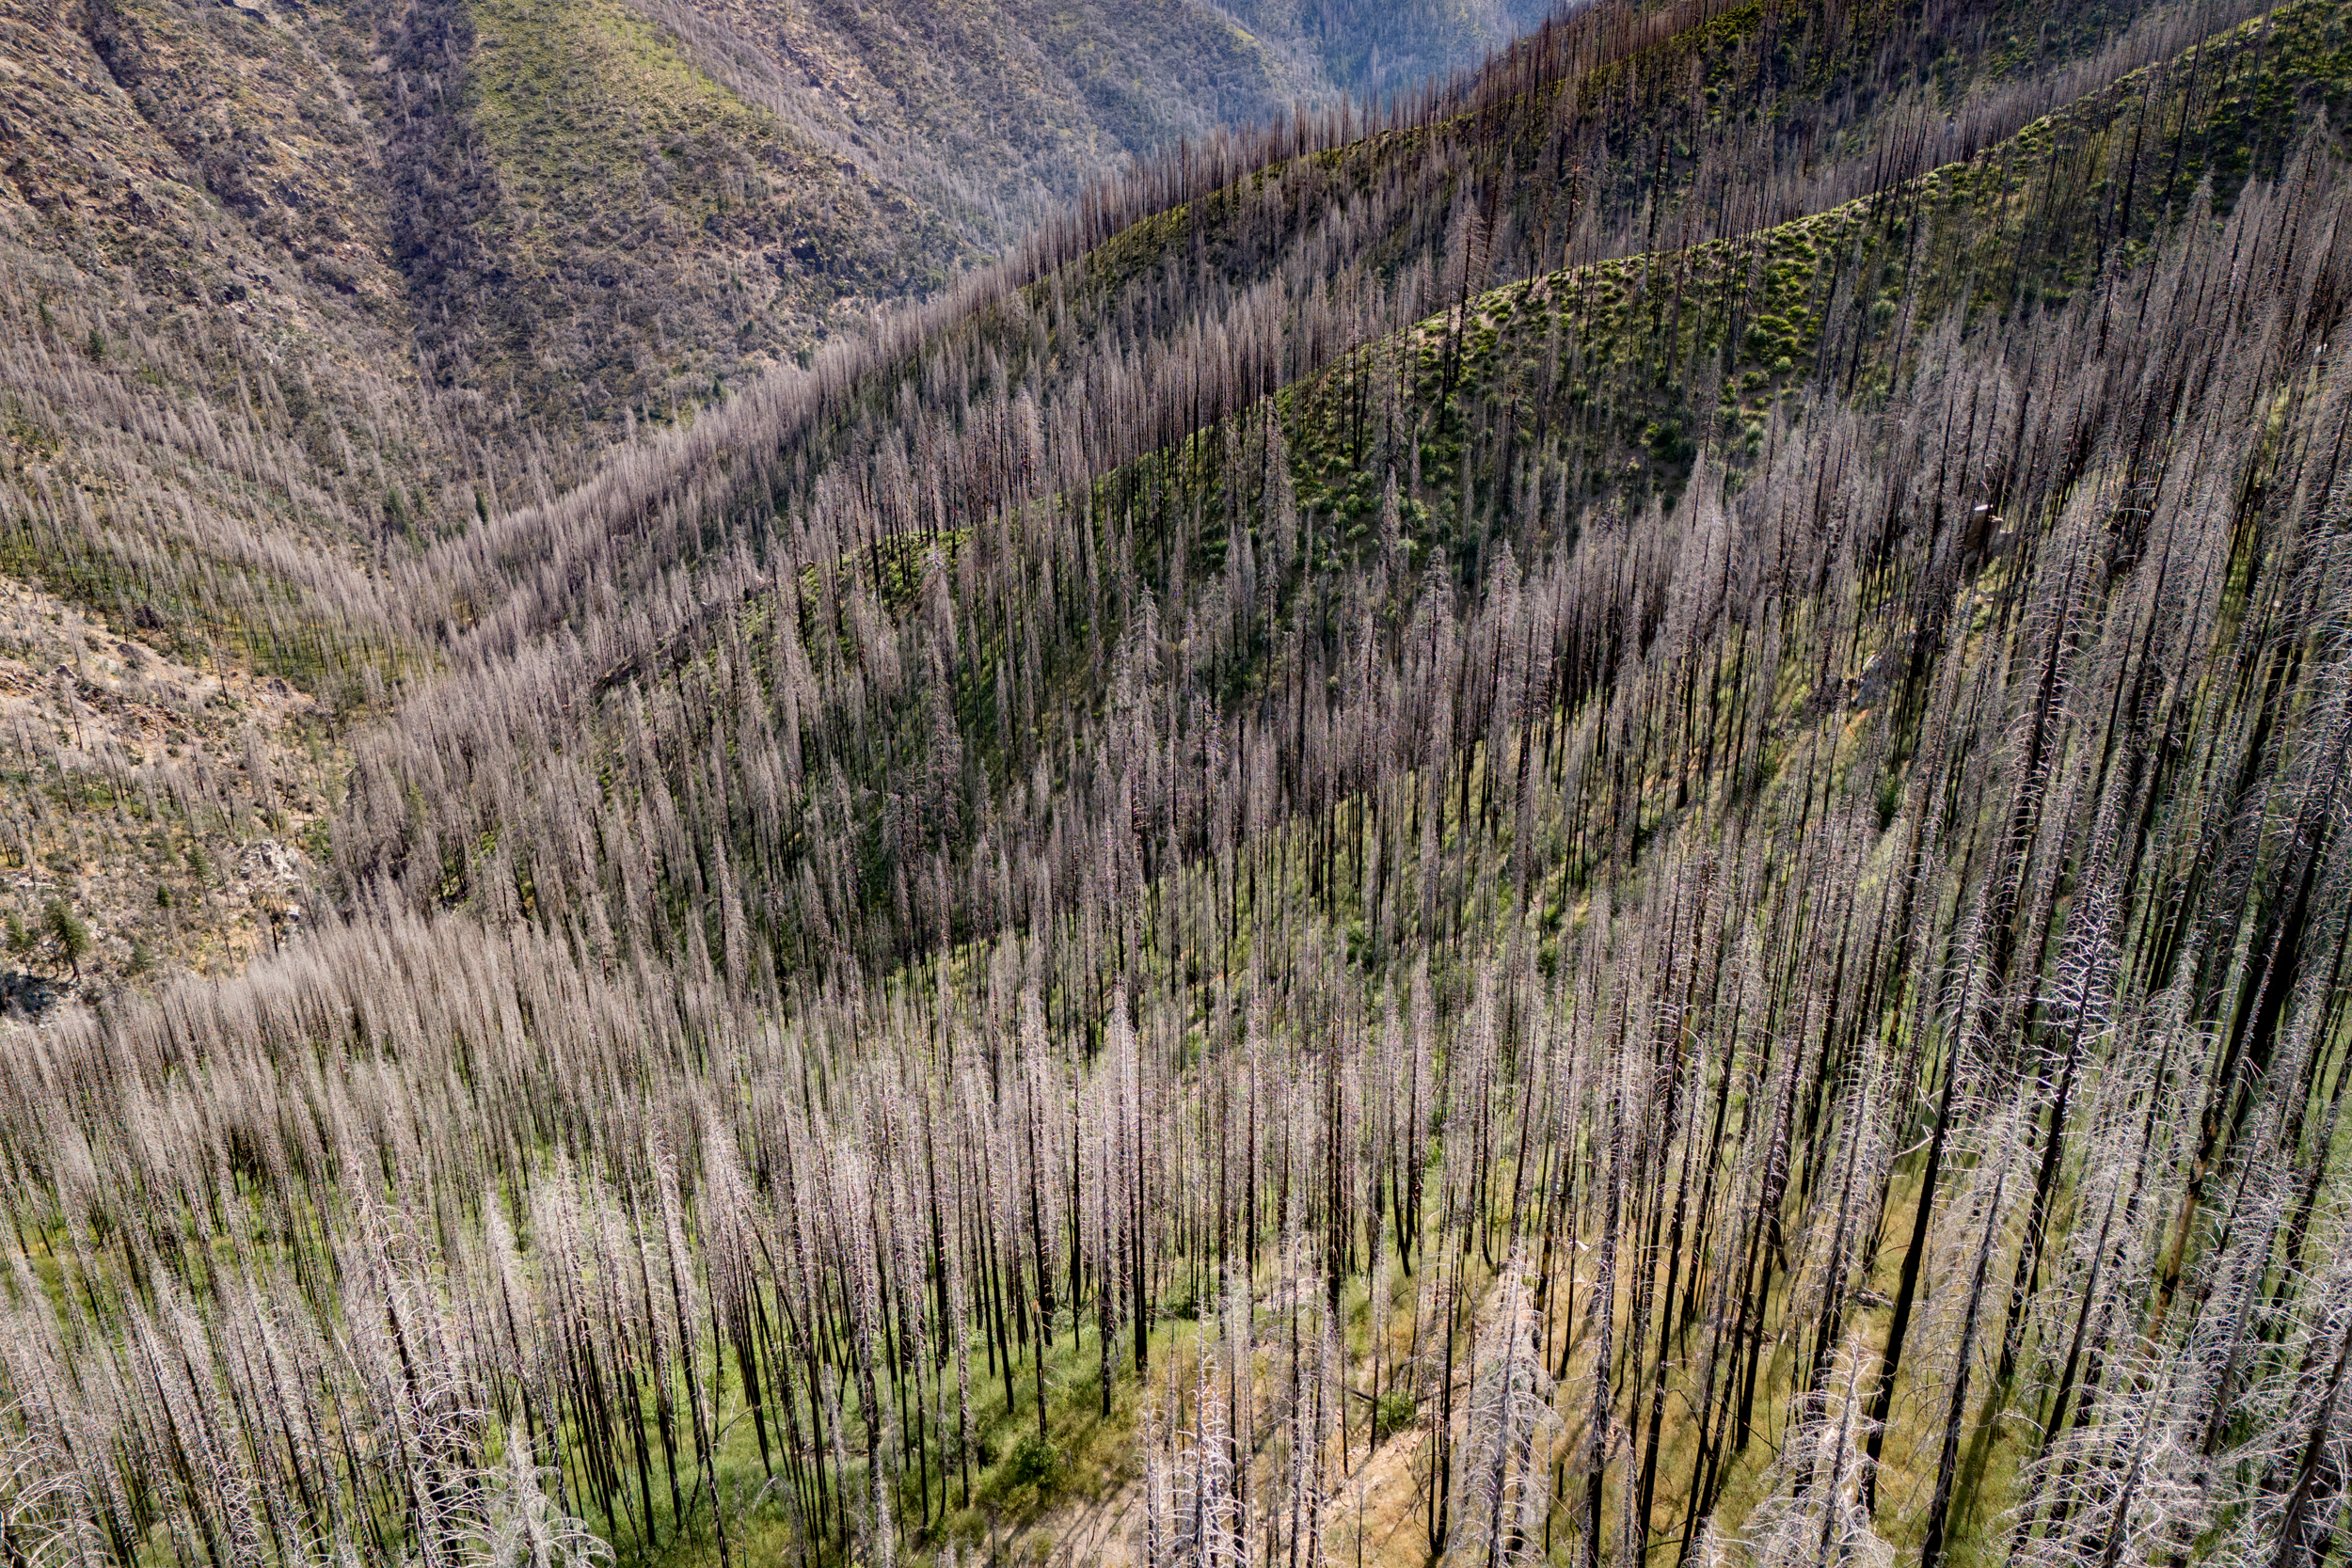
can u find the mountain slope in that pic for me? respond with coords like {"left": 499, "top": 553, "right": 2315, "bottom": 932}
{"left": 0, "top": 1, "right": 2349, "bottom": 1566}
{"left": 338, "top": 0, "right": 2352, "bottom": 950}
{"left": 0, "top": 0, "right": 1549, "bottom": 988}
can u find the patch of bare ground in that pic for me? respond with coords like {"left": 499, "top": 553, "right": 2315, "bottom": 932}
{"left": 0, "top": 573, "right": 341, "bottom": 1010}
{"left": 1019, "top": 1471, "right": 1147, "bottom": 1566}
{"left": 1321, "top": 1425, "right": 1442, "bottom": 1568}
{"left": 1020, "top": 1435, "right": 1438, "bottom": 1568}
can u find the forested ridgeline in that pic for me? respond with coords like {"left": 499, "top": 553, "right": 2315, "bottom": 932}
{"left": 340, "top": 0, "right": 2350, "bottom": 976}
{"left": 365, "top": 0, "right": 2244, "bottom": 676}
{"left": 0, "top": 0, "right": 2278, "bottom": 709}
{"left": 2, "top": 0, "right": 2351, "bottom": 1564}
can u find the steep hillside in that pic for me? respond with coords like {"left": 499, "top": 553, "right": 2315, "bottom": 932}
{"left": 343, "top": 0, "right": 2352, "bottom": 935}
{"left": 0, "top": 0, "right": 1548, "bottom": 997}
{"left": 378, "top": 0, "right": 1558, "bottom": 438}
{"left": 0, "top": 0, "right": 433, "bottom": 666}
{"left": 0, "top": 574, "right": 337, "bottom": 995}
{"left": 376, "top": 0, "right": 969, "bottom": 436}
{"left": 0, "top": 0, "right": 2349, "bottom": 1566}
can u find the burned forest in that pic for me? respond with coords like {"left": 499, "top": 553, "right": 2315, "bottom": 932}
{"left": 2, "top": 0, "right": 2351, "bottom": 1561}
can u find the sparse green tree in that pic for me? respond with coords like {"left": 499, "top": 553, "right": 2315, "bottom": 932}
{"left": 42, "top": 898, "right": 88, "bottom": 980}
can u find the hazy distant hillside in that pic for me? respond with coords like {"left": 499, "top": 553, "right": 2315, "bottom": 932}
{"left": 653, "top": 0, "right": 1561, "bottom": 228}
{"left": 390, "top": 0, "right": 1561, "bottom": 436}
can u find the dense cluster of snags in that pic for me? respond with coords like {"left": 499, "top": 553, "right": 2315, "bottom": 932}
{"left": 1, "top": 0, "right": 2350, "bottom": 1563}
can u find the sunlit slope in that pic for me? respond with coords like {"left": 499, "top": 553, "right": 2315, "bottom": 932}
{"left": 0, "top": 2, "right": 2348, "bottom": 1568}
{"left": 8, "top": 147, "right": 2349, "bottom": 1564}
{"left": 339, "top": 0, "right": 2352, "bottom": 973}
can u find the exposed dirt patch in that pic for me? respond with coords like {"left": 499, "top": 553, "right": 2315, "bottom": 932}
{"left": 0, "top": 573, "right": 342, "bottom": 1004}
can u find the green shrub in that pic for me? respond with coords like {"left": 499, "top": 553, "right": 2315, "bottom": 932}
{"left": 1003, "top": 1433, "right": 1061, "bottom": 1491}
{"left": 1372, "top": 1388, "right": 1419, "bottom": 1443}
